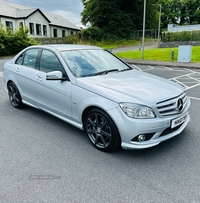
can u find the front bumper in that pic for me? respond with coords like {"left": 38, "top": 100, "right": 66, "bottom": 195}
{"left": 108, "top": 104, "right": 191, "bottom": 150}
{"left": 121, "top": 113, "right": 190, "bottom": 149}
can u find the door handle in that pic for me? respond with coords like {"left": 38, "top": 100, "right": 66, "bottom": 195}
{"left": 36, "top": 75, "right": 42, "bottom": 81}
{"left": 15, "top": 67, "right": 20, "bottom": 72}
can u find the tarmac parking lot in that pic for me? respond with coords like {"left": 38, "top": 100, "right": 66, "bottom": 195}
{"left": 131, "top": 64, "right": 200, "bottom": 101}
{"left": 0, "top": 59, "right": 200, "bottom": 202}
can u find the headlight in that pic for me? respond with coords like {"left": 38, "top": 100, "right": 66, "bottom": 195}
{"left": 119, "top": 103, "right": 156, "bottom": 119}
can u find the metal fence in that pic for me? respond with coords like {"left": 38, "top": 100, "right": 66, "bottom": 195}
{"left": 132, "top": 29, "right": 165, "bottom": 39}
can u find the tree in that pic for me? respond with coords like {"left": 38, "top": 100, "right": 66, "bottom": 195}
{"left": 159, "top": 0, "right": 200, "bottom": 29}
{"left": 81, "top": 0, "right": 159, "bottom": 39}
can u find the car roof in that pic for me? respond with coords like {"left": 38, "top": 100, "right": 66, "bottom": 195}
{"left": 30, "top": 44, "right": 103, "bottom": 52}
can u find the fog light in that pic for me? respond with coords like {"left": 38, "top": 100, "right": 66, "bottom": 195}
{"left": 138, "top": 134, "right": 146, "bottom": 142}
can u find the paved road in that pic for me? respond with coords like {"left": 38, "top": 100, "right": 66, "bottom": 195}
{"left": 1, "top": 59, "right": 200, "bottom": 202}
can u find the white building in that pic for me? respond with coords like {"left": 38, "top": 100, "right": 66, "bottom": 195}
{"left": 0, "top": 0, "right": 81, "bottom": 38}
{"left": 168, "top": 24, "right": 200, "bottom": 32}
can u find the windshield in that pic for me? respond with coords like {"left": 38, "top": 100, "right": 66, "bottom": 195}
{"left": 60, "top": 49, "right": 131, "bottom": 77}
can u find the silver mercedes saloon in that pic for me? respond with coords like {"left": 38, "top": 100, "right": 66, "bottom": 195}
{"left": 3, "top": 44, "right": 191, "bottom": 152}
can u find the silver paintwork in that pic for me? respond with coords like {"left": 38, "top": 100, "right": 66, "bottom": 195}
{"left": 3, "top": 45, "right": 191, "bottom": 150}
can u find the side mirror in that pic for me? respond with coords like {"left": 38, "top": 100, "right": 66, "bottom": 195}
{"left": 46, "top": 71, "right": 66, "bottom": 81}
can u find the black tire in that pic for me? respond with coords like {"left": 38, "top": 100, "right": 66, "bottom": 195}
{"left": 84, "top": 108, "right": 121, "bottom": 152}
{"left": 7, "top": 82, "right": 23, "bottom": 109}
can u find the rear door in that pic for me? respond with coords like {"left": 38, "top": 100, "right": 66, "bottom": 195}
{"left": 14, "top": 48, "right": 40, "bottom": 105}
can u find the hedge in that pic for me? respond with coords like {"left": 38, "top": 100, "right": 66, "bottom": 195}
{"left": 0, "top": 25, "right": 38, "bottom": 56}
{"left": 161, "top": 30, "right": 200, "bottom": 42}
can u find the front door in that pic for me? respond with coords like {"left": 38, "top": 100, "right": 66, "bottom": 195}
{"left": 35, "top": 49, "right": 72, "bottom": 119}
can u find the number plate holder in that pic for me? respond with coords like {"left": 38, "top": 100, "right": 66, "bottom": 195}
{"left": 171, "top": 114, "right": 187, "bottom": 129}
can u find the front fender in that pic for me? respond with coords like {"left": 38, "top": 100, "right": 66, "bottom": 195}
{"left": 71, "top": 85, "right": 118, "bottom": 125}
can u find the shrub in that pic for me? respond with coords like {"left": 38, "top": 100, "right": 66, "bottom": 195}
{"left": 161, "top": 30, "right": 200, "bottom": 42}
{"left": 63, "top": 33, "right": 81, "bottom": 44}
{"left": 0, "top": 24, "right": 38, "bottom": 56}
{"left": 80, "top": 26, "right": 105, "bottom": 42}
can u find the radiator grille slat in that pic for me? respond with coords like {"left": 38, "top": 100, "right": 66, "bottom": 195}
{"left": 156, "top": 92, "right": 188, "bottom": 116}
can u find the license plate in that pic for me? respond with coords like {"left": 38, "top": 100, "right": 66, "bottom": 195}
{"left": 171, "top": 114, "right": 187, "bottom": 128}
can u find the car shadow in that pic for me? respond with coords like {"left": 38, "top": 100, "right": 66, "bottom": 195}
{"left": 112, "top": 129, "right": 190, "bottom": 159}
{"left": 15, "top": 105, "right": 192, "bottom": 161}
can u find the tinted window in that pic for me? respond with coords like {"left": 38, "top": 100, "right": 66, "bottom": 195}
{"left": 15, "top": 52, "right": 25, "bottom": 65}
{"left": 23, "top": 49, "right": 39, "bottom": 69}
{"left": 39, "top": 49, "right": 65, "bottom": 75}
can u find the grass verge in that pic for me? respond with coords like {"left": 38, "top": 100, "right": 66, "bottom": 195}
{"left": 115, "top": 46, "right": 200, "bottom": 63}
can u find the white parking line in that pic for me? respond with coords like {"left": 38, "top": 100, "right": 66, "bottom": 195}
{"left": 0, "top": 72, "right": 3, "bottom": 77}
{"left": 164, "top": 66, "right": 173, "bottom": 71}
{"left": 171, "top": 79, "right": 188, "bottom": 88}
{"left": 188, "top": 74, "right": 200, "bottom": 83}
{"left": 186, "top": 83, "right": 200, "bottom": 90}
{"left": 147, "top": 65, "right": 155, "bottom": 71}
{"left": 189, "top": 96, "right": 200, "bottom": 101}
{"left": 169, "top": 72, "right": 200, "bottom": 90}
{"left": 131, "top": 64, "right": 154, "bottom": 71}
{"left": 132, "top": 64, "right": 200, "bottom": 100}
{"left": 131, "top": 64, "right": 141, "bottom": 70}
{"left": 169, "top": 72, "right": 196, "bottom": 80}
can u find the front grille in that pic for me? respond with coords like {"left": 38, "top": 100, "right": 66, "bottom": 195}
{"left": 156, "top": 92, "right": 188, "bottom": 116}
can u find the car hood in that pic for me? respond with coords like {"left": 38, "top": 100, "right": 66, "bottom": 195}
{"left": 77, "top": 69, "right": 184, "bottom": 105}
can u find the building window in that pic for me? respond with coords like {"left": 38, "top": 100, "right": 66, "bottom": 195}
{"left": 70, "top": 31, "right": 74, "bottom": 35}
{"left": 62, "top": 30, "right": 66, "bottom": 37}
{"left": 6, "top": 21, "right": 13, "bottom": 31}
{"left": 53, "top": 29, "right": 57, "bottom": 37}
{"left": 43, "top": 25, "right": 47, "bottom": 36}
{"left": 19, "top": 22, "right": 23, "bottom": 28}
{"left": 29, "top": 23, "right": 34, "bottom": 35}
{"left": 36, "top": 24, "right": 41, "bottom": 35}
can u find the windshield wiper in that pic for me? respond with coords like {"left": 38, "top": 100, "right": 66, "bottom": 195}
{"left": 118, "top": 68, "right": 132, "bottom": 72}
{"left": 93, "top": 69, "right": 119, "bottom": 76}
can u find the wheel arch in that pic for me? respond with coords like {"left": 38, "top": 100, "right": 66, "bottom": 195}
{"left": 82, "top": 105, "right": 121, "bottom": 139}
{"left": 7, "top": 79, "right": 14, "bottom": 86}
{"left": 7, "top": 80, "right": 23, "bottom": 108}
{"left": 82, "top": 105, "right": 101, "bottom": 129}
{"left": 82, "top": 106, "right": 122, "bottom": 151}
{"left": 7, "top": 80, "right": 22, "bottom": 96}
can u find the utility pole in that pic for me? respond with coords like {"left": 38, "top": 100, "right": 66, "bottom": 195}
{"left": 157, "top": 4, "right": 161, "bottom": 46}
{"left": 141, "top": 0, "right": 146, "bottom": 60}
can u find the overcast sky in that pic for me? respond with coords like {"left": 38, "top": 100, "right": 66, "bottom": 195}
{"left": 8, "top": 0, "right": 84, "bottom": 26}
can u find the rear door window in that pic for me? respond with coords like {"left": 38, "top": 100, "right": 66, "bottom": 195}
{"left": 23, "top": 49, "right": 39, "bottom": 69}
{"left": 15, "top": 49, "right": 40, "bottom": 69}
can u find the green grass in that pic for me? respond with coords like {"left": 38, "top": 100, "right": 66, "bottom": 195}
{"left": 91, "top": 39, "right": 141, "bottom": 49}
{"left": 85, "top": 38, "right": 158, "bottom": 49}
{"left": 115, "top": 46, "right": 200, "bottom": 63}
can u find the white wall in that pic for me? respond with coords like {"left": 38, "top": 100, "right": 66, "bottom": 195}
{"left": 24, "top": 11, "right": 50, "bottom": 37}
{"left": 1, "top": 12, "right": 79, "bottom": 38}
{"left": 0, "top": 12, "right": 50, "bottom": 37}
{"left": 168, "top": 24, "right": 200, "bottom": 32}
{"left": 1, "top": 17, "right": 15, "bottom": 29}
{"left": 49, "top": 25, "right": 78, "bottom": 38}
